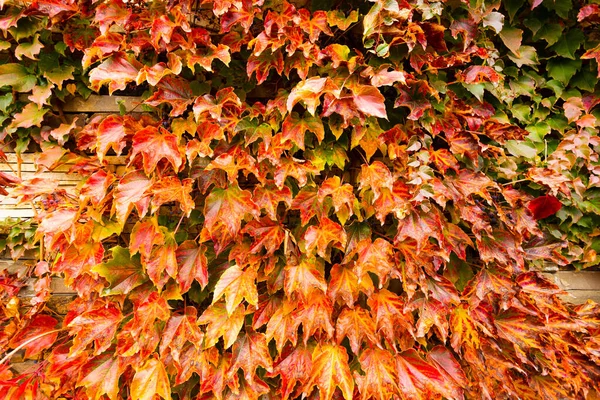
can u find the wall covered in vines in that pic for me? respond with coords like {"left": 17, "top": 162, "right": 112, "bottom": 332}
{"left": 1, "top": 0, "right": 600, "bottom": 398}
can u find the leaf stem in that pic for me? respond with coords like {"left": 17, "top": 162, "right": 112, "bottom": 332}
{"left": 502, "top": 178, "right": 530, "bottom": 186}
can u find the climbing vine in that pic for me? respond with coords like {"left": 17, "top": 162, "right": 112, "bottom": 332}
{"left": 1, "top": 0, "right": 600, "bottom": 398}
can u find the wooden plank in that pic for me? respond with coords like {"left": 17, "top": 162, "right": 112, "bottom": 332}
{"left": 0, "top": 258, "right": 34, "bottom": 275}
{"left": 10, "top": 361, "right": 38, "bottom": 374}
{"left": 59, "top": 95, "right": 143, "bottom": 113}
{"left": 0, "top": 209, "right": 36, "bottom": 218}
{"left": 560, "top": 290, "right": 600, "bottom": 305}
{"left": 552, "top": 271, "right": 600, "bottom": 290}
{"left": 19, "top": 277, "right": 74, "bottom": 296}
{"left": 1, "top": 153, "right": 127, "bottom": 165}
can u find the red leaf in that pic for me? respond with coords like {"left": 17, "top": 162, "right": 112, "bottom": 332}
{"left": 89, "top": 53, "right": 140, "bottom": 95}
{"left": 67, "top": 303, "right": 123, "bottom": 356}
{"left": 9, "top": 315, "right": 58, "bottom": 359}
{"left": 175, "top": 241, "right": 209, "bottom": 292}
{"left": 527, "top": 195, "right": 562, "bottom": 220}
{"left": 130, "top": 126, "right": 183, "bottom": 175}
{"left": 144, "top": 76, "right": 193, "bottom": 117}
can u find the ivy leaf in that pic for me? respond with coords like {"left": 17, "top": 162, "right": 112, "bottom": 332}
{"left": 305, "top": 343, "right": 354, "bottom": 400}
{"left": 581, "top": 44, "right": 600, "bottom": 77}
{"left": 131, "top": 126, "right": 183, "bottom": 175}
{"left": 67, "top": 303, "right": 123, "bottom": 356}
{"left": 328, "top": 262, "right": 374, "bottom": 308}
{"left": 287, "top": 76, "right": 328, "bottom": 115}
{"left": 0, "top": 63, "right": 36, "bottom": 91}
{"left": 77, "top": 353, "right": 122, "bottom": 400}
{"left": 426, "top": 346, "right": 468, "bottom": 396}
{"left": 326, "top": 10, "right": 358, "bottom": 31}
{"left": 92, "top": 246, "right": 147, "bottom": 296}
{"left": 549, "top": 29, "right": 584, "bottom": 59}
{"left": 284, "top": 256, "right": 327, "bottom": 301}
{"left": 274, "top": 157, "right": 320, "bottom": 189}
{"left": 247, "top": 50, "right": 284, "bottom": 85}
{"left": 297, "top": 9, "right": 332, "bottom": 42}
{"left": 130, "top": 357, "right": 171, "bottom": 400}
{"left": 282, "top": 111, "right": 325, "bottom": 150}
{"left": 228, "top": 330, "right": 274, "bottom": 385}
{"left": 175, "top": 241, "right": 208, "bottom": 292}
{"left": 241, "top": 217, "right": 286, "bottom": 255}
{"left": 14, "top": 33, "right": 43, "bottom": 60}
{"left": 546, "top": 58, "right": 582, "bottom": 85}
{"left": 368, "top": 289, "right": 414, "bottom": 348}
{"left": 212, "top": 264, "right": 259, "bottom": 315}
{"left": 8, "top": 315, "right": 58, "bottom": 359}
{"left": 499, "top": 26, "right": 523, "bottom": 55}
{"left": 395, "top": 349, "right": 448, "bottom": 399}
{"left": 303, "top": 216, "right": 347, "bottom": 259}
{"left": 159, "top": 307, "right": 204, "bottom": 362}
{"left": 144, "top": 76, "right": 193, "bottom": 117}
{"left": 150, "top": 176, "right": 195, "bottom": 217}
{"left": 456, "top": 66, "right": 501, "bottom": 84}
{"left": 129, "top": 217, "right": 164, "bottom": 260}
{"left": 335, "top": 307, "right": 378, "bottom": 354}
{"left": 7, "top": 103, "right": 48, "bottom": 131}
{"left": 527, "top": 195, "right": 562, "bottom": 220}
{"left": 204, "top": 184, "right": 260, "bottom": 239}
{"left": 205, "top": 145, "right": 259, "bottom": 185}
{"left": 96, "top": 115, "right": 126, "bottom": 162}
{"left": 266, "top": 298, "right": 302, "bottom": 352}
{"left": 351, "top": 84, "right": 387, "bottom": 119}
{"left": 89, "top": 53, "right": 140, "bottom": 94}
{"left": 112, "top": 171, "right": 153, "bottom": 227}
{"left": 354, "top": 348, "right": 399, "bottom": 400}
{"left": 267, "top": 344, "right": 312, "bottom": 400}
{"left": 197, "top": 302, "right": 245, "bottom": 349}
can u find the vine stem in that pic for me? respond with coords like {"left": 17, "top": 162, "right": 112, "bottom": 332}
{"left": 502, "top": 178, "right": 530, "bottom": 186}
{"left": 0, "top": 329, "right": 63, "bottom": 365}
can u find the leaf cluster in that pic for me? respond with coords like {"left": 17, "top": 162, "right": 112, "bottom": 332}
{"left": 0, "top": 0, "right": 600, "bottom": 399}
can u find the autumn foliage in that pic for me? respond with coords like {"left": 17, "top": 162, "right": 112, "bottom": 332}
{"left": 1, "top": 0, "right": 600, "bottom": 399}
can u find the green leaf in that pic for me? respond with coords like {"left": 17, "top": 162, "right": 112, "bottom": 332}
{"left": 55, "top": 41, "right": 67, "bottom": 56}
{"left": 507, "top": 46, "right": 539, "bottom": 68}
{"left": 9, "top": 17, "right": 46, "bottom": 41}
{"left": 505, "top": 140, "right": 538, "bottom": 158}
{"left": 0, "top": 93, "right": 13, "bottom": 113}
{"left": 547, "top": 114, "right": 569, "bottom": 132}
{"left": 92, "top": 246, "right": 148, "bottom": 296}
{"left": 526, "top": 122, "right": 551, "bottom": 142}
{"left": 571, "top": 68, "right": 598, "bottom": 92}
{"left": 0, "top": 63, "right": 36, "bottom": 92}
{"left": 511, "top": 103, "right": 532, "bottom": 123}
{"left": 549, "top": 29, "right": 584, "bottom": 59}
{"left": 534, "top": 23, "right": 563, "bottom": 47}
{"left": 546, "top": 58, "right": 581, "bottom": 85}
{"left": 503, "top": 0, "right": 524, "bottom": 21}
{"left": 543, "top": 0, "right": 572, "bottom": 19}
{"left": 463, "top": 83, "right": 485, "bottom": 102}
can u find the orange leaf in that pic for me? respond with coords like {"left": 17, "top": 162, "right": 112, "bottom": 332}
{"left": 212, "top": 264, "right": 259, "bottom": 315}
{"left": 335, "top": 307, "right": 378, "bottom": 354}
{"left": 303, "top": 216, "right": 347, "bottom": 259}
{"left": 304, "top": 343, "right": 354, "bottom": 400}
{"left": 77, "top": 353, "right": 122, "bottom": 400}
{"left": 130, "top": 357, "right": 171, "bottom": 400}
{"left": 198, "top": 302, "right": 245, "bottom": 349}
{"left": 354, "top": 348, "right": 399, "bottom": 400}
